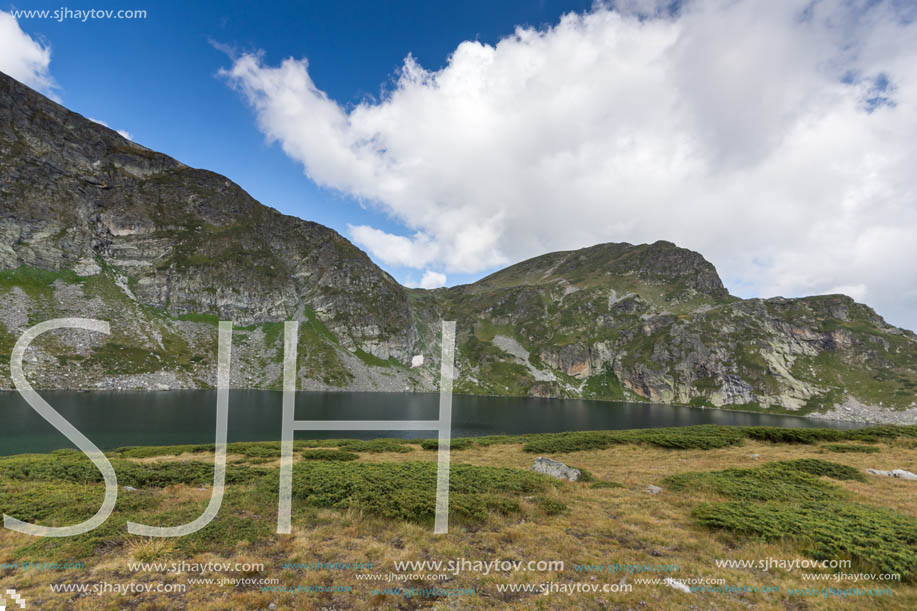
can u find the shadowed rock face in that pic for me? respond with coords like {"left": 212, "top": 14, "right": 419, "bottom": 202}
{"left": 0, "top": 71, "right": 413, "bottom": 354}
{"left": 2, "top": 70, "right": 916, "bottom": 423}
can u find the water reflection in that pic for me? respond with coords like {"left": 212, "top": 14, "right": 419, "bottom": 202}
{"left": 0, "top": 390, "right": 864, "bottom": 455}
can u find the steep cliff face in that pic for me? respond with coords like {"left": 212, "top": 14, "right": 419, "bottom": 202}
{"left": 2, "top": 71, "right": 916, "bottom": 423}
{"left": 0, "top": 70, "right": 420, "bottom": 361}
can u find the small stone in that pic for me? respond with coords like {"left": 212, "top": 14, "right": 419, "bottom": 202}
{"left": 750, "top": 454, "right": 761, "bottom": 460}
{"left": 123, "top": 486, "right": 138, "bottom": 491}
{"left": 647, "top": 484, "right": 663, "bottom": 494}
{"left": 891, "top": 469, "right": 917, "bottom": 480}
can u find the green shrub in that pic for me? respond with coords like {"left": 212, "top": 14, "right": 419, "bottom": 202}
{"left": 281, "top": 461, "right": 553, "bottom": 524}
{"left": 663, "top": 466, "right": 843, "bottom": 502}
{"left": 0, "top": 454, "right": 265, "bottom": 487}
{"left": 300, "top": 450, "right": 359, "bottom": 461}
{"left": 693, "top": 501, "right": 917, "bottom": 580}
{"left": 768, "top": 459, "right": 866, "bottom": 481}
{"left": 337, "top": 439, "right": 413, "bottom": 453}
{"left": 296, "top": 439, "right": 350, "bottom": 449}
{"left": 845, "top": 425, "right": 917, "bottom": 442}
{"left": 482, "top": 495, "right": 522, "bottom": 515}
{"left": 742, "top": 427, "right": 846, "bottom": 444}
{"left": 474, "top": 435, "right": 528, "bottom": 446}
{"left": 823, "top": 444, "right": 881, "bottom": 454}
{"left": 743, "top": 425, "right": 917, "bottom": 445}
{"left": 419, "top": 438, "right": 473, "bottom": 451}
{"left": 115, "top": 444, "right": 212, "bottom": 458}
{"left": 535, "top": 497, "right": 567, "bottom": 515}
{"left": 521, "top": 425, "right": 746, "bottom": 453}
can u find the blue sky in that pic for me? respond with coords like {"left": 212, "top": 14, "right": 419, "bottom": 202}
{"left": 3, "top": 1, "right": 917, "bottom": 329}
{"left": 5, "top": 0, "right": 592, "bottom": 288}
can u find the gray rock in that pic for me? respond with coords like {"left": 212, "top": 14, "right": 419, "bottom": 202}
{"left": 866, "top": 468, "right": 917, "bottom": 480}
{"left": 531, "top": 457, "right": 581, "bottom": 481}
{"left": 647, "top": 484, "right": 663, "bottom": 494}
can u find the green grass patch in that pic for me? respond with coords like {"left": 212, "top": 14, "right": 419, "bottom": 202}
{"left": 521, "top": 425, "right": 748, "bottom": 453}
{"left": 419, "top": 438, "right": 473, "bottom": 451}
{"left": 664, "top": 459, "right": 864, "bottom": 503}
{"left": 769, "top": 458, "right": 865, "bottom": 481}
{"left": 823, "top": 444, "right": 881, "bottom": 454}
{"left": 0, "top": 265, "right": 85, "bottom": 299}
{"left": 281, "top": 461, "right": 555, "bottom": 525}
{"left": 664, "top": 466, "right": 844, "bottom": 503}
{"left": 338, "top": 439, "right": 414, "bottom": 453}
{"left": 301, "top": 450, "right": 359, "bottom": 461}
{"left": 582, "top": 366, "right": 627, "bottom": 400}
{"left": 693, "top": 501, "right": 917, "bottom": 581}
{"left": 0, "top": 452, "right": 266, "bottom": 487}
{"left": 176, "top": 312, "right": 221, "bottom": 325}
{"left": 534, "top": 497, "right": 567, "bottom": 515}
{"left": 742, "top": 427, "right": 848, "bottom": 444}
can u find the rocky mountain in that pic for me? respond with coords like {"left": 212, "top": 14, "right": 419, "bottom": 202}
{"left": 2, "top": 71, "right": 915, "bottom": 423}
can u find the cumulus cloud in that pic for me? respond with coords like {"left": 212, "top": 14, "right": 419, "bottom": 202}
{"left": 0, "top": 10, "right": 56, "bottom": 97}
{"left": 89, "top": 117, "right": 133, "bottom": 141}
{"left": 221, "top": 0, "right": 917, "bottom": 329}
{"left": 419, "top": 270, "right": 447, "bottom": 289}
{"left": 403, "top": 270, "right": 448, "bottom": 289}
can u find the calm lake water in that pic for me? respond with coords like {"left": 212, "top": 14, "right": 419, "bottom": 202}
{"left": 0, "top": 390, "right": 865, "bottom": 455}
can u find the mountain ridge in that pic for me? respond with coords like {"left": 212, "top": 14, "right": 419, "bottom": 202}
{"left": 2, "top": 70, "right": 916, "bottom": 424}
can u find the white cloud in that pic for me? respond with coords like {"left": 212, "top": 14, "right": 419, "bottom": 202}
{"left": 419, "top": 270, "right": 447, "bottom": 289}
{"left": 88, "top": 117, "right": 133, "bottom": 141}
{"left": 403, "top": 269, "right": 448, "bottom": 289}
{"left": 0, "top": 11, "right": 56, "bottom": 97}
{"left": 347, "top": 225, "right": 438, "bottom": 268}
{"left": 221, "top": 0, "right": 917, "bottom": 330}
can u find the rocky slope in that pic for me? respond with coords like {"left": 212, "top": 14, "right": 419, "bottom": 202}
{"left": 1, "top": 71, "right": 916, "bottom": 423}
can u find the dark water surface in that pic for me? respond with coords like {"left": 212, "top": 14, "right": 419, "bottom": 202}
{"left": 0, "top": 390, "right": 864, "bottom": 455}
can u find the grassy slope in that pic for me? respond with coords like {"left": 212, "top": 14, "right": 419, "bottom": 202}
{"left": 1, "top": 425, "right": 915, "bottom": 610}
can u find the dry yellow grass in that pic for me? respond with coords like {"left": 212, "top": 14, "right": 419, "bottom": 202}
{"left": 1, "top": 439, "right": 915, "bottom": 610}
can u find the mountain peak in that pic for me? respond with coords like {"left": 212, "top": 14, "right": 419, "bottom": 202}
{"left": 473, "top": 240, "right": 728, "bottom": 301}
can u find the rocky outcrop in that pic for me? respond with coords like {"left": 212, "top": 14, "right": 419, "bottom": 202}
{"left": 866, "top": 469, "right": 917, "bottom": 481}
{"left": 532, "top": 457, "right": 581, "bottom": 481}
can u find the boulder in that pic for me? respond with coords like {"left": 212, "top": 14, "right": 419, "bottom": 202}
{"left": 866, "top": 468, "right": 917, "bottom": 480}
{"left": 532, "top": 457, "right": 581, "bottom": 481}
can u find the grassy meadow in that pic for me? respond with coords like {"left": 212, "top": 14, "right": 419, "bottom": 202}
{"left": 0, "top": 425, "right": 915, "bottom": 610}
